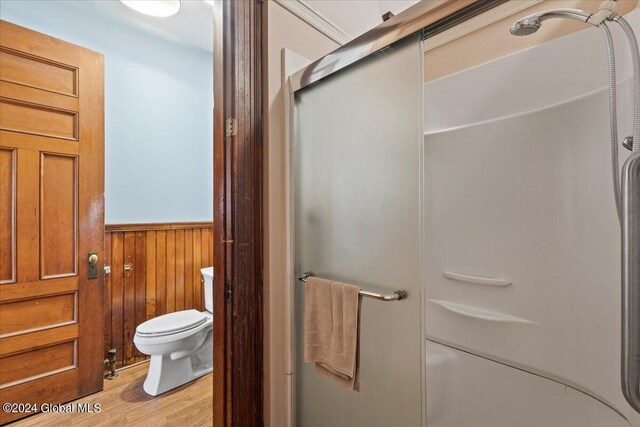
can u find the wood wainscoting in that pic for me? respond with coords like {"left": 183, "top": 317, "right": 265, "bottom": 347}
{"left": 103, "top": 222, "right": 214, "bottom": 368}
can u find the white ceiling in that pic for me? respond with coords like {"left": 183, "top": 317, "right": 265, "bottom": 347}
{"left": 304, "top": 0, "right": 422, "bottom": 39}
{"left": 90, "top": 0, "right": 214, "bottom": 52}
{"left": 86, "top": 0, "right": 425, "bottom": 52}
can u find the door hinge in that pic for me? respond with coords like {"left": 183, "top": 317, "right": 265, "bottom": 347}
{"left": 225, "top": 279, "right": 232, "bottom": 301}
{"left": 225, "top": 118, "right": 237, "bottom": 137}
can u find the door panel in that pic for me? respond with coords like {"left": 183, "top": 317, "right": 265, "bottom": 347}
{"left": 40, "top": 153, "right": 77, "bottom": 278}
{"left": 0, "top": 291, "right": 76, "bottom": 336}
{"left": 294, "top": 35, "right": 424, "bottom": 426}
{"left": 0, "top": 48, "right": 78, "bottom": 97}
{"left": 0, "top": 147, "right": 14, "bottom": 284}
{"left": 0, "top": 20, "right": 104, "bottom": 424}
{"left": 0, "top": 340, "right": 76, "bottom": 388}
{"left": 0, "top": 99, "right": 78, "bottom": 140}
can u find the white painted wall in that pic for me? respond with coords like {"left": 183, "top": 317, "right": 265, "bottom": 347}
{"left": 0, "top": 0, "right": 214, "bottom": 223}
{"left": 305, "top": 0, "right": 421, "bottom": 39}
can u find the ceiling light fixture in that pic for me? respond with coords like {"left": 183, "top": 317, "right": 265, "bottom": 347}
{"left": 120, "top": 0, "right": 181, "bottom": 18}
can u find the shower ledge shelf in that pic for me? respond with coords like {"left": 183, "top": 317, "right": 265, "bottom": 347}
{"left": 428, "top": 299, "right": 537, "bottom": 325}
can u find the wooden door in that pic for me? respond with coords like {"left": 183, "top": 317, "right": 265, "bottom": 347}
{"left": 0, "top": 20, "right": 104, "bottom": 424}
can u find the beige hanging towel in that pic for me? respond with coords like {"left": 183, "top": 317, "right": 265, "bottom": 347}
{"left": 304, "top": 276, "right": 361, "bottom": 391}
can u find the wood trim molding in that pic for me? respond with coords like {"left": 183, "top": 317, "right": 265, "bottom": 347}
{"left": 274, "top": 0, "right": 352, "bottom": 45}
{"left": 424, "top": 0, "right": 542, "bottom": 51}
{"left": 212, "top": 0, "right": 225, "bottom": 424}
{"left": 214, "top": 1, "right": 264, "bottom": 425}
{"left": 105, "top": 221, "right": 214, "bottom": 232}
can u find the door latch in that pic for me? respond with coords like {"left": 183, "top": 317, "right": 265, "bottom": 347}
{"left": 88, "top": 252, "right": 99, "bottom": 279}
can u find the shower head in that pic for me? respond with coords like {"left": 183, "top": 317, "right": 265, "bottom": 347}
{"left": 510, "top": 18, "right": 542, "bottom": 36}
{"left": 510, "top": 8, "right": 592, "bottom": 36}
{"left": 510, "top": 1, "right": 620, "bottom": 36}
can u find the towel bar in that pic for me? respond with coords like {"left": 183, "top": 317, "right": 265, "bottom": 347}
{"left": 298, "top": 272, "right": 407, "bottom": 302}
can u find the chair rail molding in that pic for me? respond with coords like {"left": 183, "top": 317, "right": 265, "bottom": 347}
{"left": 274, "top": 0, "right": 352, "bottom": 45}
{"left": 105, "top": 221, "right": 213, "bottom": 232}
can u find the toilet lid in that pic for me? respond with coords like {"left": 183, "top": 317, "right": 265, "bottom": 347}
{"left": 136, "top": 309, "right": 207, "bottom": 336}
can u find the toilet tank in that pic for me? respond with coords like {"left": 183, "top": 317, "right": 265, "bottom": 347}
{"left": 201, "top": 267, "right": 214, "bottom": 313}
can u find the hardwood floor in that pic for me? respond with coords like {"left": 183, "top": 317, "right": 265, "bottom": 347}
{"left": 9, "top": 362, "right": 213, "bottom": 427}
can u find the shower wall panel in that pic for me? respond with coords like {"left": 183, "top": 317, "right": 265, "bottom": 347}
{"left": 424, "top": 8, "right": 640, "bottom": 426}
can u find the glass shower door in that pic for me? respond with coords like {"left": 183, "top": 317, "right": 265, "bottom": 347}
{"left": 293, "top": 35, "right": 424, "bottom": 426}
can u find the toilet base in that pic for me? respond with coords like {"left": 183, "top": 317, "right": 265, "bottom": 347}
{"left": 143, "top": 357, "right": 213, "bottom": 396}
{"left": 142, "top": 331, "right": 213, "bottom": 396}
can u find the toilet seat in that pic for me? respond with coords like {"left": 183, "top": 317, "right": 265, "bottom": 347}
{"left": 136, "top": 309, "right": 207, "bottom": 337}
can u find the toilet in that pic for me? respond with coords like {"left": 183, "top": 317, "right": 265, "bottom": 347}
{"left": 134, "top": 267, "right": 214, "bottom": 396}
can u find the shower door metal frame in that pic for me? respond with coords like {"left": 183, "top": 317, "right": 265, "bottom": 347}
{"left": 289, "top": 0, "right": 507, "bottom": 92}
{"left": 622, "top": 151, "right": 640, "bottom": 413}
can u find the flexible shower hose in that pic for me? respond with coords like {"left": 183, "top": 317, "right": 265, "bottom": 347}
{"left": 601, "top": 15, "right": 640, "bottom": 224}
{"left": 600, "top": 23, "right": 622, "bottom": 222}
{"left": 614, "top": 16, "right": 640, "bottom": 154}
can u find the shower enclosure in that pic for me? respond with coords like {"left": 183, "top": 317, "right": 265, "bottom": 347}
{"left": 289, "top": 1, "right": 640, "bottom": 426}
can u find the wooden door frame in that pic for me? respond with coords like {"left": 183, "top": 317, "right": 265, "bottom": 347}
{"left": 213, "top": 1, "right": 264, "bottom": 426}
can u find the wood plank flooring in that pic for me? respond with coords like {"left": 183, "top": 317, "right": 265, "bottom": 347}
{"left": 9, "top": 362, "right": 213, "bottom": 427}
